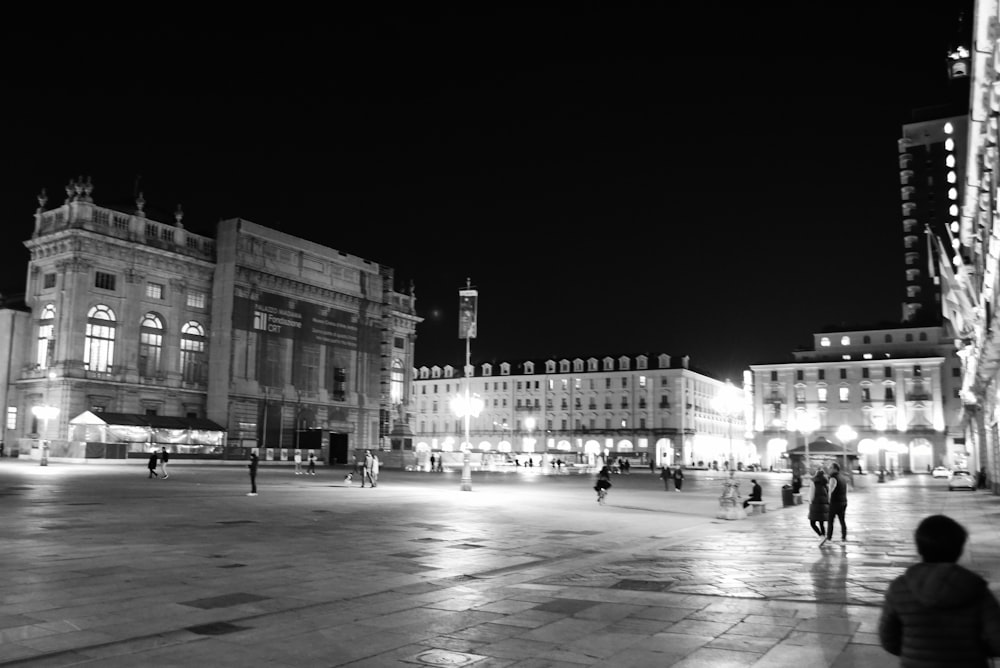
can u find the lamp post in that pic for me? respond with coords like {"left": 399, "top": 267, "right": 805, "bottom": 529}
{"left": 32, "top": 404, "right": 58, "bottom": 467}
{"left": 836, "top": 424, "right": 857, "bottom": 479}
{"left": 795, "top": 412, "right": 820, "bottom": 483}
{"left": 711, "top": 380, "right": 741, "bottom": 472}
{"left": 450, "top": 390, "right": 483, "bottom": 491}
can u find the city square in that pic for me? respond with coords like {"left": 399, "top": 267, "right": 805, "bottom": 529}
{"left": 1, "top": 461, "right": 998, "bottom": 666}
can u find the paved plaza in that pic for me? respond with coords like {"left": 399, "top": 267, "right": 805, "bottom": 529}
{"left": 1, "top": 460, "right": 999, "bottom": 667}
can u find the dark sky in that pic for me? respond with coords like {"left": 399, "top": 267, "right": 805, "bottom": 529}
{"left": 0, "top": 4, "right": 973, "bottom": 381}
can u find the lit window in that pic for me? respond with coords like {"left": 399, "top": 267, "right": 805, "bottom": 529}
{"left": 146, "top": 282, "right": 163, "bottom": 299}
{"left": 945, "top": 138, "right": 955, "bottom": 151}
{"left": 36, "top": 304, "right": 55, "bottom": 369}
{"left": 946, "top": 155, "right": 956, "bottom": 167}
{"left": 840, "top": 336, "right": 850, "bottom": 345}
{"left": 947, "top": 171, "right": 956, "bottom": 183}
{"left": 948, "top": 188, "right": 958, "bottom": 200}
{"left": 820, "top": 337, "right": 831, "bottom": 347}
{"left": 390, "top": 360, "right": 404, "bottom": 404}
{"left": 187, "top": 291, "right": 206, "bottom": 309}
{"left": 818, "top": 388, "right": 828, "bottom": 402}
{"left": 6, "top": 406, "right": 16, "bottom": 430}
{"left": 839, "top": 387, "right": 849, "bottom": 402}
{"left": 84, "top": 304, "right": 116, "bottom": 373}
{"left": 944, "top": 122, "right": 953, "bottom": 134}
{"left": 863, "top": 353, "right": 872, "bottom": 360}
{"left": 95, "top": 271, "right": 116, "bottom": 291}
{"left": 639, "top": 375, "right": 646, "bottom": 388}
{"left": 950, "top": 204, "right": 959, "bottom": 216}
{"left": 180, "top": 321, "right": 206, "bottom": 383}
{"left": 139, "top": 313, "right": 163, "bottom": 377}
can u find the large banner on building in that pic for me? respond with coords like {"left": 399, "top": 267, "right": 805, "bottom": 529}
{"left": 458, "top": 288, "right": 478, "bottom": 339}
{"left": 233, "top": 292, "right": 376, "bottom": 351}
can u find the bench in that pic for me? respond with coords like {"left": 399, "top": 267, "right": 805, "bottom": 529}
{"left": 746, "top": 500, "right": 766, "bottom": 515}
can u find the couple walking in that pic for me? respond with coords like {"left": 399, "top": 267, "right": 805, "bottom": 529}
{"left": 807, "top": 462, "right": 849, "bottom": 546}
{"left": 361, "top": 449, "right": 380, "bottom": 487}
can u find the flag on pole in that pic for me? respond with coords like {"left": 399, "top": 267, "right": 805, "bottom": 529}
{"left": 932, "top": 233, "right": 974, "bottom": 337}
{"left": 458, "top": 288, "right": 478, "bottom": 339}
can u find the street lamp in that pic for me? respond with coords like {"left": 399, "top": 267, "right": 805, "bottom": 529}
{"left": 795, "top": 412, "right": 820, "bottom": 483}
{"left": 836, "top": 424, "right": 857, "bottom": 476}
{"left": 450, "top": 391, "right": 484, "bottom": 492}
{"left": 32, "top": 404, "right": 59, "bottom": 467}
{"left": 711, "top": 380, "right": 742, "bottom": 471}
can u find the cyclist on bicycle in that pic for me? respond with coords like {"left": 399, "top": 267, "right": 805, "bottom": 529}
{"left": 594, "top": 465, "right": 612, "bottom": 503}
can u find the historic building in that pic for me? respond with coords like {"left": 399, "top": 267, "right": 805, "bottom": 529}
{"left": 945, "top": 0, "right": 1000, "bottom": 493}
{"left": 410, "top": 354, "right": 751, "bottom": 471}
{"left": 750, "top": 325, "right": 964, "bottom": 474}
{"left": 6, "top": 179, "right": 420, "bottom": 466}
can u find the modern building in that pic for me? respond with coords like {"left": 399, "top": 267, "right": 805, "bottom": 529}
{"left": 898, "top": 113, "right": 968, "bottom": 323}
{"left": 750, "top": 325, "right": 965, "bottom": 475}
{"left": 410, "top": 354, "right": 751, "bottom": 471}
{"left": 6, "top": 179, "right": 420, "bottom": 466}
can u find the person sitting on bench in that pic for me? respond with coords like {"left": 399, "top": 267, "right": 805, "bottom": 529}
{"left": 743, "top": 479, "right": 763, "bottom": 509}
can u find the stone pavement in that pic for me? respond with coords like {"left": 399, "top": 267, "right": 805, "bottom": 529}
{"left": 1, "top": 460, "right": 998, "bottom": 667}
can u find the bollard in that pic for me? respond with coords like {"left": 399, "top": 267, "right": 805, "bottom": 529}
{"left": 40, "top": 441, "right": 49, "bottom": 466}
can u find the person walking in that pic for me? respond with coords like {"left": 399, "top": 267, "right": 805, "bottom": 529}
{"left": 594, "top": 465, "right": 612, "bottom": 503}
{"left": 362, "top": 449, "right": 375, "bottom": 488}
{"left": 147, "top": 452, "right": 160, "bottom": 478}
{"left": 429, "top": 454, "right": 436, "bottom": 472}
{"left": 158, "top": 447, "right": 170, "bottom": 479}
{"left": 821, "top": 462, "right": 848, "bottom": 546}
{"left": 673, "top": 466, "right": 684, "bottom": 491}
{"left": 879, "top": 514, "right": 1000, "bottom": 665}
{"left": 808, "top": 469, "right": 830, "bottom": 540}
{"left": 247, "top": 451, "right": 259, "bottom": 496}
{"left": 371, "top": 452, "right": 380, "bottom": 487}
{"left": 307, "top": 453, "right": 316, "bottom": 475}
{"left": 659, "top": 466, "right": 672, "bottom": 491}
{"left": 293, "top": 450, "right": 303, "bottom": 475}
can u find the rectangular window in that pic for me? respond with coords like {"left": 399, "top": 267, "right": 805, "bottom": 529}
{"left": 839, "top": 387, "right": 849, "bottom": 402}
{"left": 952, "top": 368, "right": 961, "bottom": 377}
{"left": 839, "top": 368, "right": 847, "bottom": 379}
{"left": 885, "top": 366, "right": 893, "bottom": 378}
{"left": 796, "top": 369, "right": 803, "bottom": 381}
{"left": 6, "top": 406, "right": 15, "bottom": 430}
{"left": 393, "top": 336, "right": 404, "bottom": 348}
{"left": 795, "top": 387, "right": 806, "bottom": 402}
{"left": 561, "top": 379, "right": 568, "bottom": 390}
{"left": 146, "top": 282, "right": 163, "bottom": 299}
{"left": 639, "top": 375, "right": 646, "bottom": 388}
{"left": 886, "top": 387, "right": 895, "bottom": 401}
{"left": 95, "top": 271, "right": 116, "bottom": 291}
{"left": 861, "top": 387, "right": 871, "bottom": 401}
{"left": 606, "top": 378, "right": 611, "bottom": 389}
{"left": 621, "top": 378, "right": 628, "bottom": 388}
{"left": 770, "top": 370, "right": 777, "bottom": 381}
{"left": 818, "top": 369, "right": 825, "bottom": 381}
{"left": 914, "top": 365, "right": 922, "bottom": 377}
{"left": 332, "top": 367, "right": 347, "bottom": 402}
{"left": 862, "top": 367, "right": 869, "bottom": 379}
{"left": 817, "top": 387, "right": 828, "bottom": 402}
{"left": 187, "top": 291, "right": 206, "bottom": 309}
{"left": 43, "top": 273, "right": 56, "bottom": 289}
{"left": 574, "top": 378, "right": 581, "bottom": 389}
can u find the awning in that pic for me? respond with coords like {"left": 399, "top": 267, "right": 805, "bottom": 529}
{"left": 69, "top": 411, "right": 226, "bottom": 446}
{"left": 69, "top": 411, "right": 225, "bottom": 431}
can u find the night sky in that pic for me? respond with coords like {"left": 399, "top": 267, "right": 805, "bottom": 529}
{"left": 0, "top": 5, "right": 973, "bottom": 381}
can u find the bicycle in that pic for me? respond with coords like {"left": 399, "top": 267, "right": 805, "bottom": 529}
{"left": 597, "top": 486, "right": 608, "bottom": 504}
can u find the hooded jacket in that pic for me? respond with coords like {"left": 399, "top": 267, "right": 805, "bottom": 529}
{"left": 879, "top": 561, "right": 1000, "bottom": 667}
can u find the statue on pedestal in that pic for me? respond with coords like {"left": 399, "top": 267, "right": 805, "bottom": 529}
{"left": 716, "top": 471, "right": 746, "bottom": 520}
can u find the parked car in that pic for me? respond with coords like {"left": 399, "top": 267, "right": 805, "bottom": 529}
{"left": 931, "top": 466, "right": 951, "bottom": 479}
{"left": 948, "top": 470, "right": 977, "bottom": 491}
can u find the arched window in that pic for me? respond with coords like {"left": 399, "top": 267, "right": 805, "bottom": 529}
{"left": 139, "top": 313, "right": 164, "bottom": 378}
{"left": 84, "top": 305, "right": 116, "bottom": 372}
{"left": 180, "top": 321, "right": 206, "bottom": 383}
{"left": 391, "top": 359, "right": 404, "bottom": 405}
{"left": 37, "top": 304, "right": 56, "bottom": 369}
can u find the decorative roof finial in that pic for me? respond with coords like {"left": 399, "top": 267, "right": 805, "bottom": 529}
{"left": 37, "top": 188, "right": 48, "bottom": 211}
{"left": 175, "top": 204, "right": 184, "bottom": 228}
{"left": 83, "top": 176, "right": 93, "bottom": 202}
{"left": 65, "top": 178, "right": 75, "bottom": 204}
{"left": 74, "top": 176, "right": 84, "bottom": 199}
{"left": 135, "top": 191, "right": 145, "bottom": 214}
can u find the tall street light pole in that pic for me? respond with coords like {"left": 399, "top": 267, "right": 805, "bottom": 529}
{"left": 455, "top": 279, "right": 480, "bottom": 492}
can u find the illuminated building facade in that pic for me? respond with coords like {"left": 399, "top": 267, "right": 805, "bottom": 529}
{"left": 410, "top": 354, "right": 751, "bottom": 471}
{"left": 4, "top": 180, "right": 420, "bottom": 465}
{"left": 751, "top": 325, "right": 965, "bottom": 474}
